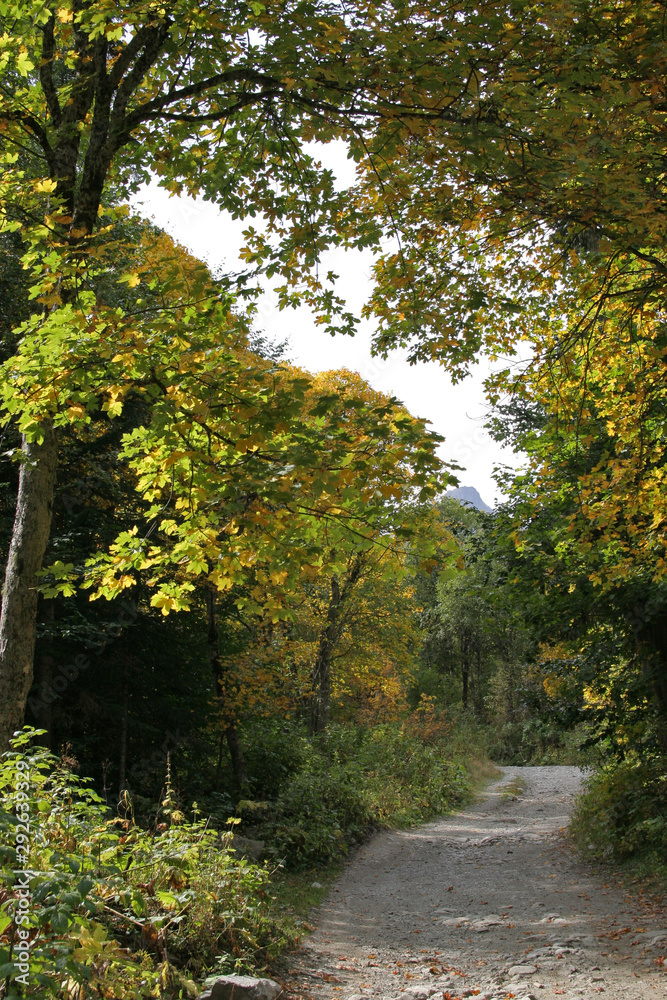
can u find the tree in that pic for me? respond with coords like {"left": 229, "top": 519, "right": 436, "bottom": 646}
{"left": 0, "top": 0, "right": 475, "bottom": 746}
{"left": 489, "top": 303, "right": 667, "bottom": 750}
{"left": 211, "top": 538, "right": 429, "bottom": 741}
{"left": 7, "top": 0, "right": 658, "bottom": 746}
{"left": 350, "top": 0, "right": 667, "bottom": 371}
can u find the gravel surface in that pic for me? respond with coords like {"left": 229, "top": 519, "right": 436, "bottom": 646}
{"left": 283, "top": 766, "right": 666, "bottom": 1000}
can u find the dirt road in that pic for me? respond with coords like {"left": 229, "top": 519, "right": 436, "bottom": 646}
{"left": 284, "top": 766, "right": 665, "bottom": 1000}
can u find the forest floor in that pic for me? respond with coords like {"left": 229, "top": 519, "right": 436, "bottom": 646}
{"left": 281, "top": 766, "right": 666, "bottom": 1000}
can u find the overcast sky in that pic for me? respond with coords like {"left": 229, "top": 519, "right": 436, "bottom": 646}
{"left": 133, "top": 148, "right": 523, "bottom": 508}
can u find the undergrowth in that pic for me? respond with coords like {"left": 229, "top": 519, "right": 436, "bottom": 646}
{"left": 0, "top": 730, "right": 294, "bottom": 999}
{"left": 246, "top": 718, "right": 473, "bottom": 868}
{"left": 570, "top": 753, "right": 667, "bottom": 881}
{"left": 0, "top": 715, "right": 484, "bottom": 998}
{"left": 486, "top": 719, "right": 603, "bottom": 767}
{"left": 500, "top": 775, "right": 527, "bottom": 801}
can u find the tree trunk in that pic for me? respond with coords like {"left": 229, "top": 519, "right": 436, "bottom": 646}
{"left": 206, "top": 588, "right": 248, "bottom": 790}
{"left": 27, "top": 595, "right": 55, "bottom": 747}
{"left": 310, "top": 555, "right": 364, "bottom": 734}
{"left": 225, "top": 725, "right": 248, "bottom": 791}
{"left": 310, "top": 576, "right": 340, "bottom": 734}
{"left": 118, "top": 666, "right": 129, "bottom": 792}
{"left": 635, "top": 614, "right": 667, "bottom": 752}
{"left": 461, "top": 643, "right": 470, "bottom": 709}
{"left": 0, "top": 424, "right": 57, "bottom": 749}
{"left": 474, "top": 646, "right": 483, "bottom": 716}
{"left": 31, "top": 652, "right": 54, "bottom": 749}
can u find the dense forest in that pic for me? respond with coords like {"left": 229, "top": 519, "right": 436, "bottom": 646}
{"left": 0, "top": 0, "right": 666, "bottom": 997}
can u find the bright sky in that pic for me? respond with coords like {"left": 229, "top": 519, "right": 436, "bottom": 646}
{"left": 133, "top": 148, "right": 523, "bottom": 508}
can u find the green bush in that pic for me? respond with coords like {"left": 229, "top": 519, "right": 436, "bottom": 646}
{"left": 236, "top": 720, "right": 309, "bottom": 800}
{"left": 487, "top": 718, "right": 600, "bottom": 766}
{"left": 259, "top": 722, "right": 471, "bottom": 867}
{"left": 570, "top": 755, "right": 667, "bottom": 865}
{"left": 0, "top": 730, "right": 293, "bottom": 999}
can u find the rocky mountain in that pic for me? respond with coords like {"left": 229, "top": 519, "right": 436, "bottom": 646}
{"left": 445, "top": 485, "right": 493, "bottom": 513}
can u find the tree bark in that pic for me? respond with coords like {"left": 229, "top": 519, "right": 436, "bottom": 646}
{"left": 310, "top": 554, "right": 364, "bottom": 734}
{"left": 474, "top": 646, "right": 483, "bottom": 716}
{"left": 0, "top": 423, "right": 57, "bottom": 749}
{"left": 31, "top": 653, "right": 54, "bottom": 748}
{"left": 310, "top": 576, "right": 341, "bottom": 734}
{"left": 206, "top": 588, "right": 249, "bottom": 790}
{"left": 28, "top": 596, "right": 55, "bottom": 747}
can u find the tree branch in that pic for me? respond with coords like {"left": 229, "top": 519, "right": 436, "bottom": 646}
{"left": 108, "top": 21, "right": 171, "bottom": 91}
{"left": 627, "top": 245, "right": 667, "bottom": 277}
{"left": 0, "top": 110, "right": 50, "bottom": 150}
{"left": 39, "top": 14, "right": 62, "bottom": 127}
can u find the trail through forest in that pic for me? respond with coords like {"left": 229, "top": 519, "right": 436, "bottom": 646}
{"left": 284, "top": 767, "right": 665, "bottom": 1000}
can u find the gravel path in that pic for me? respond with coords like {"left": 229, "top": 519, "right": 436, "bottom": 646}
{"left": 283, "top": 766, "right": 666, "bottom": 1000}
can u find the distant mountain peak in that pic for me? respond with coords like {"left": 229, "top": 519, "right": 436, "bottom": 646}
{"left": 445, "top": 485, "right": 492, "bottom": 513}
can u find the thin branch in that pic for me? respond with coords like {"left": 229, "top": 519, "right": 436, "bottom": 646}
{"left": 0, "top": 110, "right": 49, "bottom": 149}
{"left": 136, "top": 90, "right": 281, "bottom": 125}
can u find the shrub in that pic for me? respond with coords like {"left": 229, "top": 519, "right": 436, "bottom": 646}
{"left": 259, "top": 722, "right": 471, "bottom": 867}
{"left": 487, "top": 718, "right": 600, "bottom": 766}
{"left": 0, "top": 729, "right": 292, "bottom": 999}
{"left": 570, "top": 754, "right": 667, "bottom": 864}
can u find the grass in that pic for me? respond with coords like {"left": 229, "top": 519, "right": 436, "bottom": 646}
{"left": 500, "top": 775, "right": 527, "bottom": 801}
{"left": 267, "top": 861, "right": 343, "bottom": 953}
{"left": 467, "top": 756, "right": 502, "bottom": 791}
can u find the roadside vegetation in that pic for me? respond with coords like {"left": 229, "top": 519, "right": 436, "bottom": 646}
{"left": 0, "top": 719, "right": 484, "bottom": 998}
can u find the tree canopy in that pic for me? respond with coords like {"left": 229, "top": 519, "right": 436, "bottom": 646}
{"left": 0, "top": 0, "right": 666, "bottom": 904}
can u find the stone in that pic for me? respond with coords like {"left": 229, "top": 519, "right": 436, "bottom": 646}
{"left": 508, "top": 966, "right": 537, "bottom": 978}
{"left": 403, "top": 987, "right": 438, "bottom": 1000}
{"left": 311, "top": 881, "right": 323, "bottom": 888}
{"left": 230, "top": 836, "right": 265, "bottom": 860}
{"left": 199, "top": 975, "right": 282, "bottom": 1000}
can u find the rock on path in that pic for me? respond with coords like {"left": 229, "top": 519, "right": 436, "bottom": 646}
{"left": 282, "top": 766, "right": 666, "bottom": 1000}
